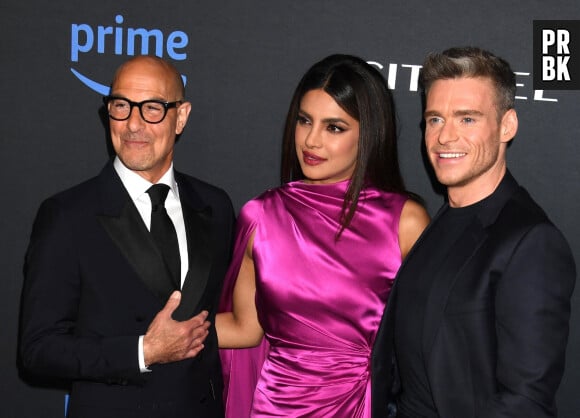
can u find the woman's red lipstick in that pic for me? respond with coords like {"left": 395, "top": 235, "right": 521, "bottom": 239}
{"left": 302, "top": 150, "right": 326, "bottom": 166}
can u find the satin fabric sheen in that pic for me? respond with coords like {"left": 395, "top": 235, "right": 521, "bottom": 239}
{"left": 219, "top": 180, "right": 407, "bottom": 417}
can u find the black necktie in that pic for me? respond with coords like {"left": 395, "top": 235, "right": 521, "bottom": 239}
{"left": 147, "top": 184, "right": 181, "bottom": 290}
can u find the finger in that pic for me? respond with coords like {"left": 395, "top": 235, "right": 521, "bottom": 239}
{"left": 187, "top": 327, "right": 209, "bottom": 346}
{"left": 161, "top": 291, "right": 182, "bottom": 317}
{"left": 189, "top": 321, "right": 211, "bottom": 339}
{"left": 186, "top": 310, "right": 209, "bottom": 326}
{"left": 193, "top": 328, "right": 210, "bottom": 343}
{"left": 185, "top": 343, "right": 205, "bottom": 359}
{"left": 188, "top": 323, "right": 209, "bottom": 338}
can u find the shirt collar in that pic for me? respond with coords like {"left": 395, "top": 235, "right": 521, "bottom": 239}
{"left": 113, "top": 156, "right": 179, "bottom": 201}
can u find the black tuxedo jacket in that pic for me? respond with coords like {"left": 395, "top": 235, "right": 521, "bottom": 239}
{"left": 20, "top": 162, "right": 235, "bottom": 418}
{"left": 371, "top": 172, "right": 576, "bottom": 418}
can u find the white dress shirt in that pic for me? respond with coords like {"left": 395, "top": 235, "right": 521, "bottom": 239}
{"left": 113, "top": 157, "right": 189, "bottom": 371}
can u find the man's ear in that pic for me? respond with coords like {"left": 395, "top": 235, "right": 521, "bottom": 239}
{"left": 500, "top": 108, "right": 518, "bottom": 144}
{"left": 175, "top": 101, "right": 192, "bottom": 135}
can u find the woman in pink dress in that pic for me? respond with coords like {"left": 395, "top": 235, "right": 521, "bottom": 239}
{"left": 217, "top": 54, "right": 430, "bottom": 417}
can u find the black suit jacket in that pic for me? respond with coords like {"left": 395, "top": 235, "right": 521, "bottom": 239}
{"left": 20, "top": 162, "right": 234, "bottom": 418}
{"left": 371, "top": 172, "right": 576, "bottom": 418}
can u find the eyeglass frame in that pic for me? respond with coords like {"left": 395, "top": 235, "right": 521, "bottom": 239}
{"left": 103, "top": 96, "right": 183, "bottom": 124}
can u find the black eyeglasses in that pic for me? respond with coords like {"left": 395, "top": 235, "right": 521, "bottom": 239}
{"left": 103, "top": 96, "right": 182, "bottom": 124}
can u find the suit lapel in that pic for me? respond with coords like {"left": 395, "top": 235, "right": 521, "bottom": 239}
{"left": 421, "top": 171, "right": 522, "bottom": 362}
{"left": 421, "top": 216, "right": 486, "bottom": 358}
{"left": 172, "top": 173, "right": 214, "bottom": 321}
{"left": 96, "top": 163, "right": 175, "bottom": 304}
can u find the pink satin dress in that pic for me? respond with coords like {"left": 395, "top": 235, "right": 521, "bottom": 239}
{"left": 219, "top": 180, "right": 407, "bottom": 417}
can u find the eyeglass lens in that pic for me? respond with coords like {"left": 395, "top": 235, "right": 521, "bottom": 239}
{"left": 107, "top": 98, "right": 168, "bottom": 123}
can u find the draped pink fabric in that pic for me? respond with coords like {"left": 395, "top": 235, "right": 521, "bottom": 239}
{"left": 219, "top": 180, "right": 406, "bottom": 417}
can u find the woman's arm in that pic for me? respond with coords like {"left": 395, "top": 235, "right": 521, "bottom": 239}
{"left": 216, "top": 231, "right": 264, "bottom": 348}
{"left": 398, "top": 199, "right": 430, "bottom": 259}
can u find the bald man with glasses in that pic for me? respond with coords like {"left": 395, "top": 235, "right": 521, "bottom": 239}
{"left": 20, "top": 56, "right": 234, "bottom": 418}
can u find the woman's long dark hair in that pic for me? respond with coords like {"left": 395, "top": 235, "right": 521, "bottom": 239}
{"left": 281, "top": 54, "right": 408, "bottom": 237}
